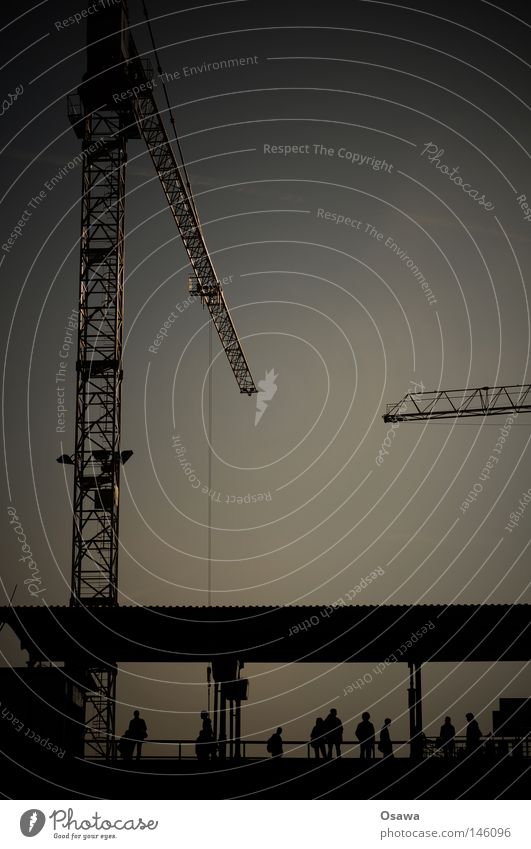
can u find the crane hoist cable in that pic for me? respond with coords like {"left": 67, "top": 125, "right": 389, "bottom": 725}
{"left": 208, "top": 320, "right": 213, "bottom": 606}
{"left": 141, "top": 0, "right": 215, "bottom": 604}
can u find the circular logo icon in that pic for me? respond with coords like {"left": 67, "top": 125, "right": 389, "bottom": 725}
{"left": 20, "top": 810, "right": 46, "bottom": 837}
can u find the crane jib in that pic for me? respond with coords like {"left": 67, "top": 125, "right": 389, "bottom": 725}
{"left": 129, "top": 81, "right": 257, "bottom": 395}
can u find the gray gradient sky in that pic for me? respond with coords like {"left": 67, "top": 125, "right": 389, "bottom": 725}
{"left": 1, "top": 0, "right": 530, "bottom": 752}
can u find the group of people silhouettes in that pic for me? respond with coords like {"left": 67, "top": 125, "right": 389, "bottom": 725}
{"left": 309, "top": 708, "right": 345, "bottom": 759}
{"left": 437, "top": 713, "right": 482, "bottom": 758}
{"left": 279, "top": 710, "right": 483, "bottom": 761}
{"left": 308, "top": 710, "right": 393, "bottom": 760}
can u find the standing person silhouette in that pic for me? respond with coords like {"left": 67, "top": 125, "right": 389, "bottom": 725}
{"left": 200, "top": 710, "right": 217, "bottom": 759}
{"left": 128, "top": 710, "right": 148, "bottom": 761}
{"left": 323, "top": 708, "right": 343, "bottom": 759}
{"left": 117, "top": 729, "right": 134, "bottom": 761}
{"left": 310, "top": 717, "right": 327, "bottom": 759}
{"left": 378, "top": 718, "right": 394, "bottom": 759}
{"left": 201, "top": 710, "right": 213, "bottom": 736}
{"left": 196, "top": 729, "right": 214, "bottom": 761}
{"left": 356, "top": 712, "right": 375, "bottom": 759}
{"left": 267, "top": 727, "right": 284, "bottom": 758}
{"left": 439, "top": 716, "right": 456, "bottom": 759}
{"left": 465, "top": 713, "right": 482, "bottom": 754}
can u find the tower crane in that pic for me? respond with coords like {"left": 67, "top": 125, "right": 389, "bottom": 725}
{"left": 59, "top": 0, "right": 256, "bottom": 758}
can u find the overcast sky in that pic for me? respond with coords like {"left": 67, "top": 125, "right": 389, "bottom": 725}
{"left": 1, "top": 0, "right": 530, "bottom": 756}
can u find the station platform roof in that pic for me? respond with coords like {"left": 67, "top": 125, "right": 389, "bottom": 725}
{"left": 1, "top": 603, "right": 529, "bottom": 664}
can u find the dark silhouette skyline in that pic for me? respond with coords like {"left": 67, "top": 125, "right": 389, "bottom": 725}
{"left": 0, "top": 0, "right": 530, "bottom": 799}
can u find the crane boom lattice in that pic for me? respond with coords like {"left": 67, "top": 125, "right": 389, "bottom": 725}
{"left": 128, "top": 60, "right": 257, "bottom": 395}
{"left": 383, "top": 384, "right": 531, "bottom": 423}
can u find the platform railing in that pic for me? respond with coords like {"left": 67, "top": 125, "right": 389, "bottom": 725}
{"left": 100, "top": 735, "right": 530, "bottom": 761}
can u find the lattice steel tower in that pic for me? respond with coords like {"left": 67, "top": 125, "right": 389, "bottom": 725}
{"left": 63, "top": 2, "right": 137, "bottom": 757}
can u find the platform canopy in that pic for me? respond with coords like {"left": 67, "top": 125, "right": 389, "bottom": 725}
{"left": 1, "top": 604, "right": 529, "bottom": 665}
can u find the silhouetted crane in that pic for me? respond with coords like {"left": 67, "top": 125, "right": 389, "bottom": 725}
{"left": 59, "top": 0, "right": 256, "bottom": 757}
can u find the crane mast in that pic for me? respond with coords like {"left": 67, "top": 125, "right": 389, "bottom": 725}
{"left": 384, "top": 384, "right": 531, "bottom": 423}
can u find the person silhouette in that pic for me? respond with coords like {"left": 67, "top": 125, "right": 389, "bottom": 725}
{"left": 196, "top": 729, "right": 211, "bottom": 761}
{"left": 323, "top": 708, "right": 343, "bottom": 759}
{"left": 310, "top": 717, "right": 327, "bottom": 759}
{"left": 439, "top": 716, "right": 456, "bottom": 759}
{"left": 117, "top": 729, "right": 134, "bottom": 761}
{"left": 267, "top": 727, "right": 283, "bottom": 758}
{"left": 128, "top": 710, "right": 148, "bottom": 760}
{"left": 200, "top": 710, "right": 217, "bottom": 759}
{"left": 465, "top": 712, "right": 482, "bottom": 753}
{"left": 201, "top": 710, "right": 213, "bottom": 736}
{"left": 378, "top": 717, "right": 394, "bottom": 759}
{"left": 356, "top": 711, "right": 375, "bottom": 759}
